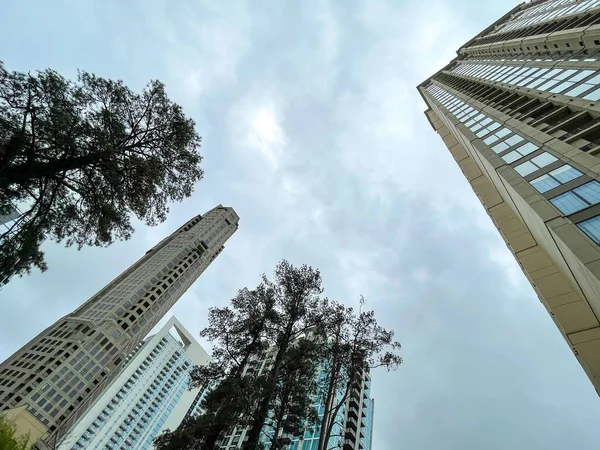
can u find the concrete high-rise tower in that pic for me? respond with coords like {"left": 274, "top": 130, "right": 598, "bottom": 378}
{"left": 419, "top": 0, "right": 600, "bottom": 395}
{"left": 0, "top": 205, "right": 239, "bottom": 446}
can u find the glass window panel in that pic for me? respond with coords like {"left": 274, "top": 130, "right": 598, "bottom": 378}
{"left": 534, "top": 68, "right": 550, "bottom": 77}
{"left": 521, "top": 67, "right": 540, "bottom": 77}
{"left": 484, "top": 134, "right": 500, "bottom": 145}
{"left": 518, "top": 77, "right": 535, "bottom": 86}
{"left": 569, "top": 70, "right": 595, "bottom": 82}
{"left": 473, "top": 113, "right": 485, "bottom": 121}
{"left": 488, "top": 122, "right": 501, "bottom": 132}
{"left": 505, "top": 135, "right": 525, "bottom": 146}
{"left": 530, "top": 152, "right": 558, "bottom": 167}
{"left": 549, "top": 165, "right": 583, "bottom": 183}
{"left": 492, "top": 142, "right": 510, "bottom": 153}
{"left": 515, "top": 161, "right": 538, "bottom": 176}
{"left": 483, "top": 134, "right": 498, "bottom": 145}
{"left": 527, "top": 78, "right": 548, "bottom": 89}
{"left": 565, "top": 83, "right": 593, "bottom": 97}
{"left": 470, "top": 123, "right": 483, "bottom": 132}
{"left": 476, "top": 128, "right": 490, "bottom": 137}
{"left": 555, "top": 69, "right": 576, "bottom": 81}
{"left": 585, "top": 73, "right": 600, "bottom": 86}
{"left": 544, "top": 68, "right": 563, "bottom": 78}
{"left": 550, "top": 81, "right": 575, "bottom": 93}
{"left": 550, "top": 192, "right": 589, "bottom": 214}
{"left": 464, "top": 119, "right": 476, "bottom": 127}
{"left": 537, "top": 80, "right": 559, "bottom": 91}
{"left": 502, "top": 151, "right": 522, "bottom": 163}
{"left": 531, "top": 174, "right": 560, "bottom": 193}
{"left": 573, "top": 181, "right": 600, "bottom": 205}
{"left": 583, "top": 88, "right": 600, "bottom": 101}
{"left": 516, "top": 142, "right": 539, "bottom": 156}
{"left": 578, "top": 216, "right": 600, "bottom": 243}
{"left": 480, "top": 117, "right": 493, "bottom": 126}
{"left": 496, "top": 128, "right": 512, "bottom": 138}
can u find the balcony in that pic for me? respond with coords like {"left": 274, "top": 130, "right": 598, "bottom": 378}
{"left": 343, "top": 439, "right": 355, "bottom": 450}
{"left": 347, "top": 416, "right": 358, "bottom": 431}
{"left": 347, "top": 406, "right": 359, "bottom": 420}
{"left": 345, "top": 426, "right": 357, "bottom": 440}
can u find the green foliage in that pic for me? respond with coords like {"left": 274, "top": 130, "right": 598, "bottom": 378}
{"left": 0, "top": 61, "right": 203, "bottom": 285}
{"left": 0, "top": 414, "right": 29, "bottom": 450}
{"left": 154, "top": 262, "right": 402, "bottom": 450}
{"left": 315, "top": 297, "right": 402, "bottom": 450}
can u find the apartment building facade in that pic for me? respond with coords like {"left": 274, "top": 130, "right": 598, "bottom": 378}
{"left": 198, "top": 348, "right": 375, "bottom": 450}
{"left": 418, "top": 0, "right": 600, "bottom": 394}
{"left": 0, "top": 205, "right": 239, "bottom": 446}
{"left": 58, "top": 316, "right": 211, "bottom": 450}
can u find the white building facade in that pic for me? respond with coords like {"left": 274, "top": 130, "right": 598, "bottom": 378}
{"left": 60, "top": 316, "right": 211, "bottom": 450}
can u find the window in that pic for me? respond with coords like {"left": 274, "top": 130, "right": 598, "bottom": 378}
{"left": 505, "top": 135, "right": 524, "bottom": 147}
{"left": 578, "top": 215, "right": 600, "bottom": 243}
{"left": 530, "top": 165, "right": 583, "bottom": 193}
{"left": 550, "top": 181, "right": 600, "bottom": 214}
{"left": 502, "top": 142, "right": 540, "bottom": 163}
{"left": 564, "top": 73, "right": 600, "bottom": 97}
{"left": 483, "top": 128, "right": 511, "bottom": 145}
{"left": 514, "top": 152, "right": 558, "bottom": 176}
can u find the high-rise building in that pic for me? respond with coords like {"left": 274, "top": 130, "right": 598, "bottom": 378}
{"left": 58, "top": 316, "right": 211, "bottom": 450}
{"left": 195, "top": 348, "right": 375, "bottom": 450}
{"left": 0, "top": 205, "right": 239, "bottom": 447}
{"left": 418, "top": 0, "right": 600, "bottom": 395}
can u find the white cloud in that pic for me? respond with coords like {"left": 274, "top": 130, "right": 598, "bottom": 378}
{"left": 245, "top": 104, "right": 287, "bottom": 169}
{"left": 229, "top": 94, "right": 288, "bottom": 171}
{"left": 159, "top": 1, "right": 252, "bottom": 99}
{"left": 412, "top": 267, "right": 432, "bottom": 283}
{"left": 315, "top": 0, "right": 340, "bottom": 63}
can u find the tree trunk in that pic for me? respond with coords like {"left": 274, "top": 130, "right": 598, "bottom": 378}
{"left": 317, "top": 361, "right": 340, "bottom": 450}
{"left": 0, "top": 151, "right": 114, "bottom": 188}
{"left": 204, "top": 344, "right": 259, "bottom": 450}
{"left": 203, "top": 427, "right": 222, "bottom": 450}
{"left": 243, "top": 326, "right": 294, "bottom": 450}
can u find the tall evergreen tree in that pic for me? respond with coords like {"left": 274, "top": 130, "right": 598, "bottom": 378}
{"left": 154, "top": 263, "right": 402, "bottom": 450}
{"left": 155, "top": 286, "right": 275, "bottom": 449}
{"left": 0, "top": 62, "right": 202, "bottom": 283}
{"left": 262, "top": 339, "right": 321, "bottom": 450}
{"left": 316, "top": 297, "right": 402, "bottom": 450}
{"left": 242, "top": 261, "right": 329, "bottom": 450}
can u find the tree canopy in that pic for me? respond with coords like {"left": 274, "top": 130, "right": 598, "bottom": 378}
{"left": 0, "top": 61, "right": 203, "bottom": 284}
{"left": 155, "top": 261, "right": 402, "bottom": 450}
{"left": 0, "top": 414, "right": 29, "bottom": 450}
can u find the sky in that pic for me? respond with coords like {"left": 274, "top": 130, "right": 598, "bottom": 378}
{"left": 1, "top": 0, "right": 600, "bottom": 449}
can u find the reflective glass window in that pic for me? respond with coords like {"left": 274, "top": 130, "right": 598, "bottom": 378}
{"left": 578, "top": 215, "right": 600, "bottom": 243}
{"left": 584, "top": 88, "right": 600, "bottom": 101}
{"left": 550, "top": 165, "right": 583, "bottom": 184}
{"left": 550, "top": 181, "right": 600, "bottom": 214}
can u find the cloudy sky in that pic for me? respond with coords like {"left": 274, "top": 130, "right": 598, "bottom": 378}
{"left": 2, "top": 0, "right": 600, "bottom": 448}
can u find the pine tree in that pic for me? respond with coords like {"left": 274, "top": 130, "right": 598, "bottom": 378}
{"left": 0, "top": 62, "right": 202, "bottom": 283}
{"left": 316, "top": 297, "right": 402, "bottom": 450}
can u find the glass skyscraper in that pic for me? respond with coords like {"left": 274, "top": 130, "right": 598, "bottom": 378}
{"left": 59, "top": 317, "right": 211, "bottom": 450}
{"left": 0, "top": 205, "right": 239, "bottom": 447}
{"left": 419, "top": 0, "right": 600, "bottom": 395}
{"left": 199, "top": 348, "right": 375, "bottom": 450}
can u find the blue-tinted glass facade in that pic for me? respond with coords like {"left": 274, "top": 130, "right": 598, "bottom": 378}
{"left": 550, "top": 181, "right": 600, "bottom": 215}
{"left": 578, "top": 215, "right": 600, "bottom": 243}
{"left": 530, "top": 165, "right": 583, "bottom": 193}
